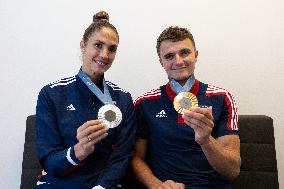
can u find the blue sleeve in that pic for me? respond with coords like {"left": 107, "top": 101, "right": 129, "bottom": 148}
{"left": 36, "top": 87, "right": 81, "bottom": 176}
{"left": 95, "top": 93, "right": 136, "bottom": 189}
{"left": 134, "top": 102, "right": 150, "bottom": 139}
{"left": 213, "top": 91, "right": 239, "bottom": 138}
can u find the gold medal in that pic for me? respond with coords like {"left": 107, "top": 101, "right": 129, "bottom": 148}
{"left": 98, "top": 104, "right": 122, "bottom": 129}
{"left": 173, "top": 92, "right": 198, "bottom": 114}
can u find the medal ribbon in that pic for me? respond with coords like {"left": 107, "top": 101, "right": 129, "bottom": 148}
{"left": 169, "top": 74, "right": 195, "bottom": 94}
{"left": 78, "top": 70, "right": 113, "bottom": 105}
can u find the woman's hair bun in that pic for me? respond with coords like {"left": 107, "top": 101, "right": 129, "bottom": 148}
{"left": 93, "top": 11, "right": 109, "bottom": 22}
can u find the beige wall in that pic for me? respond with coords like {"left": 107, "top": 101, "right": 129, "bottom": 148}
{"left": 0, "top": 0, "right": 283, "bottom": 188}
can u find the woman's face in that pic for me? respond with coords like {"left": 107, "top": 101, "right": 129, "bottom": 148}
{"left": 81, "top": 27, "right": 119, "bottom": 78}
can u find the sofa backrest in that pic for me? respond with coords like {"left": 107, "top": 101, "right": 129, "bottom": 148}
{"left": 21, "top": 115, "right": 279, "bottom": 189}
{"left": 233, "top": 115, "right": 279, "bottom": 189}
{"left": 20, "top": 115, "right": 41, "bottom": 189}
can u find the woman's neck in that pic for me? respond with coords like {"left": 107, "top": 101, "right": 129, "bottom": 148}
{"left": 89, "top": 73, "right": 103, "bottom": 84}
{"left": 82, "top": 67, "right": 103, "bottom": 84}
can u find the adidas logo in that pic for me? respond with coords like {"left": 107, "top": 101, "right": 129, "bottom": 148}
{"left": 66, "top": 104, "right": 76, "bottom": 111}
{"left": 156, "top": 110, "right": 167, "bottom": 118}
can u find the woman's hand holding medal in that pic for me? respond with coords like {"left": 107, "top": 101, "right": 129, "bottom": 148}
{"left": 182, "top": 107, "right": 214, "bottom": 146}
{"left": 74, "top": 120, "right": 108, "bottom": 161}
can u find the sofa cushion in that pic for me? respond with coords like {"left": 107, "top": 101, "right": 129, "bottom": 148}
{"left": 233, "top": 115, "right": 279, "bottom": 189}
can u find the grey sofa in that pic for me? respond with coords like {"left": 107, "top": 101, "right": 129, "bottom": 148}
{"left": 20, "top": 115, "right": 279, "bottom": 189}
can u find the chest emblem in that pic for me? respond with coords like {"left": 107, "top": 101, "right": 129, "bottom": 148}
{"left": 156, "top": 110, "right": 167, "bottom": 118}
{"left": 66, "top": 104, "right": 76, "bottom": 111}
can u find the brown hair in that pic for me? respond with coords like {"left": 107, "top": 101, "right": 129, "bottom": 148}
{"left": 156, "top": 26, "right": 196, "bottom": 58}
{"left": 82, "top": 11, "right": 119, "bottom": 43}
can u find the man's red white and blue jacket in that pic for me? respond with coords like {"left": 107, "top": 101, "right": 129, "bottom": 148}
{"left": 135, "top": 79, "right": 239, "bottom": 188}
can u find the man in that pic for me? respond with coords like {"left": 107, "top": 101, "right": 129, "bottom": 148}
{"left": 131, "top": 26, "right": 240, "bottom": 189}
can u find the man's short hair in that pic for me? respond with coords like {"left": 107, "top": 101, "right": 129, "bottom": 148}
{"left": 156, "top": 26, "right": 196, "bottom": 58}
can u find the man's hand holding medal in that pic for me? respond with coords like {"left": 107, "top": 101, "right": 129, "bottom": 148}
{"left": 174, "top": 92, "right": 214, "bottom": 146}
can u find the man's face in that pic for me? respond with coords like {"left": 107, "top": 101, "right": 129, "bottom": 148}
{"left": 159, "top": 39, "right": 198, "bottom": 85}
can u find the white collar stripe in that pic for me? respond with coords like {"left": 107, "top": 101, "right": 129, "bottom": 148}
{"left": 105, "top": 81, "right": 128, "bottom": 93}
{"left": 134, "top": 89, "right": 161, "bottom": 105}
{"left": 135, "top": 89, "right": 161, "bottom": 103}
{"left": 49, "top": 76, "right": 76, "bottom": 85}
{"left": 50, "top": 79, "right": 76, "bottom": 88}
{"left": 135, "top": 93, "right": 161, "bottom": 104}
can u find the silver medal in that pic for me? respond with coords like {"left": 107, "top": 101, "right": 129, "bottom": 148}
{"left": 98, "top": 104, "right": 122, "bottom": 129}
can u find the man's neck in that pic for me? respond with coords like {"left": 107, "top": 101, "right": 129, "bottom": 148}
{"left": 169, "top": 75, "right": 195, "bottom": 94}
{"left": 177, "top": 80, "right": 187, "bottom": 86}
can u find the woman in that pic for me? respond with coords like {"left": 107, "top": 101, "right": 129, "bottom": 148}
{"left": 35, "top": 11, "right": 136, "bottom": 189}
